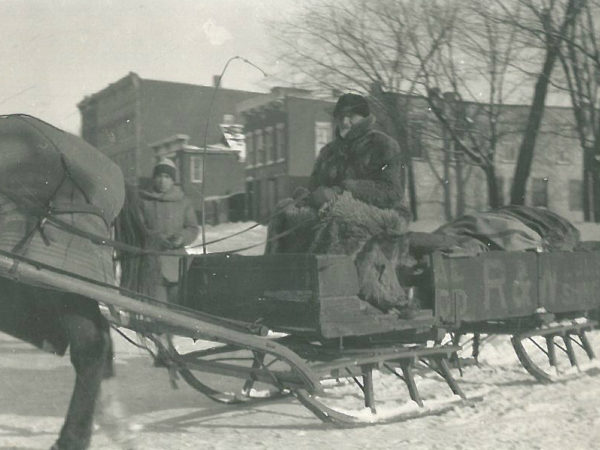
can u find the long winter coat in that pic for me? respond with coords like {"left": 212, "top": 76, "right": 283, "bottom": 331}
{"left": 309, "top": 115, "right": 408, "bottom": 214}
{"left": 139, "top": 185, "right": 199, "bottom": 283}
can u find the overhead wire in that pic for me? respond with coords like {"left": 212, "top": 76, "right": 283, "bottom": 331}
{"left": 185, "top": 188, "right": 312, "bottom": 250}
{"left": 194, "top": 213, "right": 319, "bottom": 256}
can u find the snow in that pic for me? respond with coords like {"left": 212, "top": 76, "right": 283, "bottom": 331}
{"left": 2, "top": 220, "right": 600, "bottom": 449}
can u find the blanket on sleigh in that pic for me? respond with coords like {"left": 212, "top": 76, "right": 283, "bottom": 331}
{"left": 409, "top": 205, "right": 581, "bottom": 258}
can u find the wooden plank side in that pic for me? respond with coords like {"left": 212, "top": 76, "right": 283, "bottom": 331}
{"left": 314, "top": 254, "right": 360, "bottom": 297}
{"left": 431, "top": 252, "right": 454, "bottom": 325}
{"left": 185, "top": 253, "right": 319, "bottom": 332}
{"left": 318, "top": 295, "right": 434, "bottom": 338}
{"left": 538, "top": 251, "right": 600, "bottom": 314}
{"left": 432, "top": 252, "right": 539, "bottom": 324}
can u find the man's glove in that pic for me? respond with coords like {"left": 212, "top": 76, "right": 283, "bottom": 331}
{"left": 292, "top": 186, "right": 310, "bottom": 199}
{"left": 310, "top": 186, "right": 341, "bottom": 208}
{"left": 152, "top": 234, "right": 174, "bottom": 251}
{"left": 167, "top": 234, "right": 185, "bottom": 249}
{"left": 292, "top": 186, "right": 311, "bottom": 204}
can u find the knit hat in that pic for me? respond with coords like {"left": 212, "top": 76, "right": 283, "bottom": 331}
{"left": 153, "top": 158, "right": 177, "bottom": 180}
{"left": 333, "top": 93, "right": 370, "bottom": 118}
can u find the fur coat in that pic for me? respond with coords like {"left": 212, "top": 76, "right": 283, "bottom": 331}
{"left": 266, "top": 116, "right": 411, "bottom": 311}
{"left": 309, "top": 115, "right": 408, "bottom": 214}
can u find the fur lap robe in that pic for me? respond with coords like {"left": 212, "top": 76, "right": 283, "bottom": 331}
{"left": 264, "top": 197, "right": 319, "bottom": 254}
{"left": 267, "top": 192, "right": 411, "bottom": 311}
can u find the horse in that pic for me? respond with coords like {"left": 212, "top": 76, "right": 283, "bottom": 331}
{"left": 0, "top": 189, "right": 147, "bottom": 450}
{"left": 0, "top": 114, "right": 152, "bottom": 449}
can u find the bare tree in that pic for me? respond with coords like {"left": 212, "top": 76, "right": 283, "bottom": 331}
{"left": 269, "top": 0, "right": 459, "bottom": 219}
{"left": 412, "top": 0, "right": 527, "bottom": 215}
{"left": 557, "top": 0, "right": 600, "bottom": 220}
{"left": 269, "top": 0, "right": 585, "bottom": 218}
{"left": 493, "top": 0, "right": 585, "bottom": 205}
{"left": 269, "top": 0, "right": 538, "bottom": 220}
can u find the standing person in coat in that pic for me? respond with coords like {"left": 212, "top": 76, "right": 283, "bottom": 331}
{"left": 139, "top": 158, "right": 199, "bottom": 304}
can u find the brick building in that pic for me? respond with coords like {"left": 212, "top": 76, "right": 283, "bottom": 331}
{"left": 77, "top": 72, "right": 264, "bottom": 190}
{"left": 78, "top": 73, "right": 585, "bottom": 224}
{"left": 237, "top": 88, "right": 336, "bottom": 221}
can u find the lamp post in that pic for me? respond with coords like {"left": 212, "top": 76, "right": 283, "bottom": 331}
{"left": 199, "top": 56, "right": 267, "bottom": 254}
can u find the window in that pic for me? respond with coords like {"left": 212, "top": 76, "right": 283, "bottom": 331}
{"left": 244, "top": 180, "right": 253, "bottom": 220}
{"left": 98, "top": 126, "right": 116, "bottom": 146}
{"left": 531, "top": 177, "right": 548, "bottom": 207}
{"left": 190, "top": 155, "right": 204, "bottom": 183}
{"left": 315, "top": 122, "right": 332, "bottom": 155}
{"left": 114, "top": 116, "right": 134, "bottom": 141}
{"left": 255, "top": 179, "right": 262, "bottom": 219}
{"left": 222, "top": 113, "right": 235, "bottom": 124}
{"left": 265, "top": 126, "right": 275, "bottom": 163}
{"left": 245, "top": 132, "right": 254, "bottom": 166}
{"left": 255, "top": 130, "right": 265, "bottom": 165}
{"left": 569, "top": 179, "right": 583, "bottom": 211}
{"left": 267, "top": 177, "right": 278, "bottom": 214}
{"left": 496, "top": 175, "right": 505, "bottom": 206}
{"left": 504, "top": 146, "right": 517, "bottom": 161}
{"left": 557, "top": 150, "right": 572, "bottom": 164}
{"left": 407, "top": 120, "right": 424, "bottom": 158}
{"left": 276, "top": 123, "right": 285, "bottom": 161}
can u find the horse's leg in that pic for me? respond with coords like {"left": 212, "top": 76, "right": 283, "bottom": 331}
{"left": 96, "top": 331, "right": 140, "bottom": 450}
{"left": 53, "top": 305, "right": 110, "bottom": 450}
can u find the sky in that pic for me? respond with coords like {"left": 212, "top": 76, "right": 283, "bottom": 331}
{"left": 0, "top": 0, "right": 298, "bottom": 133}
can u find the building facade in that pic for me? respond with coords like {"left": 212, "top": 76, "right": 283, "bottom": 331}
{"left": 237, "top": 88, "right": 336, "bottom": 221}
{"left": 403, "top": 100, "right": 583, "bottom": 222}
{"left": 78, "top": 73, "right": 585, "bottom": 224}
{"left": 239, "top": 90, "right": 585, "bottom": 224}
{"left": 77, "top": 72, "right": 264, "bottom": 189}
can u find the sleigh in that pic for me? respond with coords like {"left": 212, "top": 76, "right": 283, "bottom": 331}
{"left": 0, "top": 114, "right": 598, "bottom": 427}
{"left": 2, "top": 243, "right": 598, "bottom": 425}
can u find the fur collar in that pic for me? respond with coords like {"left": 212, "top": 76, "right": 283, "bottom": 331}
{"left": 335, "top": 114, "right": 376, "bottom": 142}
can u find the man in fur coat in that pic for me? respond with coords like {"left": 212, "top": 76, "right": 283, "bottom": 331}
{"left": 308, "top": 93, "right": 407, "bottom": 214}
{"left": 267, "top": 93, "right": 412, "bottom": 312}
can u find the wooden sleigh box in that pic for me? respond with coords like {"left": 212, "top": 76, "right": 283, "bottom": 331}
{"left": 184, "top": 253, "right": 433, "bottom": 339}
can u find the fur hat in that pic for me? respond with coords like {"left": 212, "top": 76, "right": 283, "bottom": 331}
{"left": 153, "top": 158, "right": 177, "bottom": 180}
{"left": 333, "top": 93, "right": 370, "bottom": 118}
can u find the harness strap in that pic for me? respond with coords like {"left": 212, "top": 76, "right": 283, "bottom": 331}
{"left": 48, "top": 202, "right": 107, "bottom": 220}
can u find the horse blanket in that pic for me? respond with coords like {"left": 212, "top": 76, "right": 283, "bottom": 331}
{"left": 0, "top": 114, "right": 125, "bottom": 285}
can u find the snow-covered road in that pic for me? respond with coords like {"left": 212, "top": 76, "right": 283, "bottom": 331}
{"left": 2, "top": 221, "right": 600, "bottom": 449}
{"left": 2, "top": 330, "right": 600, "bottom": 449}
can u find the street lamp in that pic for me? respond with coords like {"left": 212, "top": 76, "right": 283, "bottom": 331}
{"left": 199, "top": 56, "right": 267, "bottom": 254}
